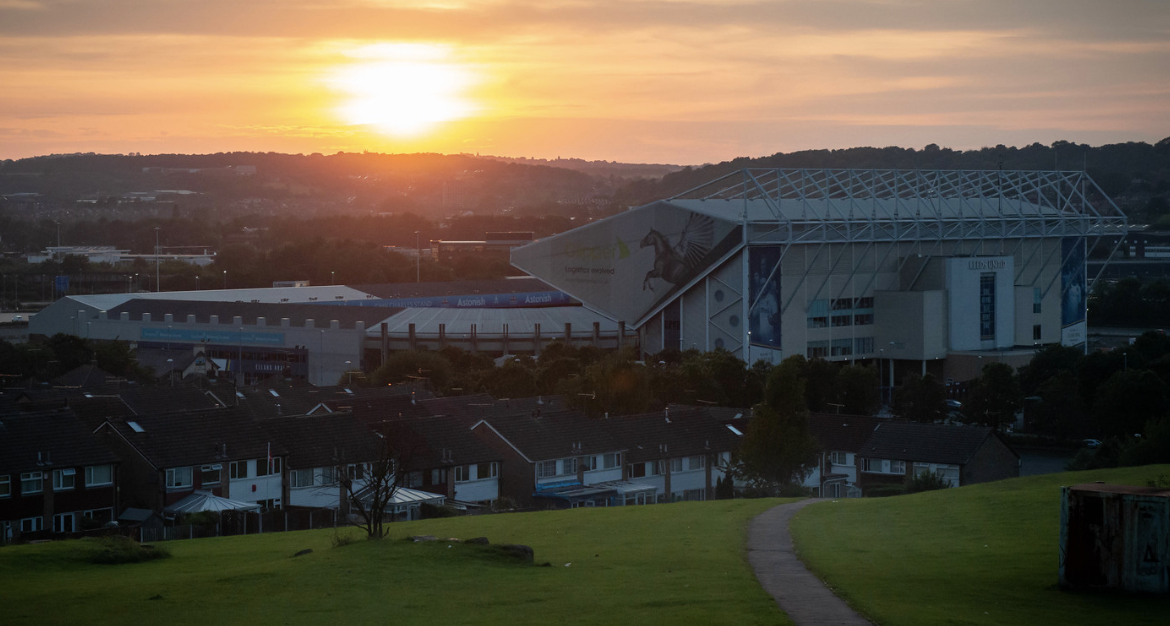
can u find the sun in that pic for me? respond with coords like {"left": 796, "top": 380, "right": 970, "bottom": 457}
{"left": 329, "top": 44, "right": 477, "bottom": 137}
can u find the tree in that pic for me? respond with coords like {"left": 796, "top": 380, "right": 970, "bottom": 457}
{"left": 1017, "top": 343, "right": 1082, "bottom": 396}
{"left": 1091, "top": 369, "right": 1169, "bottom": 438}
{"left": 733, "top": 356, "right": 819, "bottom": 490}
{"left": 341, "top": 425, "right": 411, "bottom": 539}
{"left": 894, "top": 374, "right": 947, "bottom": 423}
{"left": 963, "top": 362, "right": 1023, "bottom": 432}
{"left": 370, "top": 350, "right": 453, "bottom": 392}
{"left": 1026, "top": 370, "right": 1089, "bottom": 440}
{"left": 836, "top": 364, "right": 880, "bottom": 415}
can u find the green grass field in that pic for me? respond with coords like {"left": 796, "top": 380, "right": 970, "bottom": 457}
{"left": 0, "top": 499, "right": 791, "bottom": 626}
{"left": 791, "top": 465, "right": 1170, "bottom": 626}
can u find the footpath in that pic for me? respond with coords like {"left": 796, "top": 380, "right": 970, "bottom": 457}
{"left": 747, "top": 499, "right": 872, "bottom": 626}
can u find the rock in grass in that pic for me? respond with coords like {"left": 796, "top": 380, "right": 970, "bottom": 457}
{"left": 495, "top": 544, "right": 534, "bottom": 563}
{"left": 465, "top": 537, "right": 490, "bottom": 545}
{"left": 293, "top": 549, "right": 313, "bottom": 558}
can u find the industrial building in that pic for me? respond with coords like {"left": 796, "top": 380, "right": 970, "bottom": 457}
{"left": 29, "top": 278, "right": 628, "bottom": 386}
{"left": 512, "top": 168, "right": 1127, "bottom": 382}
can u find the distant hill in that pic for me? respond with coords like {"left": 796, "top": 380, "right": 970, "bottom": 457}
{"left": 471, "top": 155, "right": 682, "bottom": 181}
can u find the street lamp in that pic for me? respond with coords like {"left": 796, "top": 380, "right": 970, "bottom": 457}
{"left": 331, "top": 271, "right": 335, "bottom": 286}
{"left": 195, "top": 275, "right": 200, "bottom": 291}
{"left": 345, "top": 360, "right": 352, "bottom": 385}
{"left": 223, "top": 270, "right": 227, "bottom": 289}
{"left": 154, "top": 226, "right": 160, "bottom": 293}
{"left": 167, "top": 358, "right": 174, "bottom": 387}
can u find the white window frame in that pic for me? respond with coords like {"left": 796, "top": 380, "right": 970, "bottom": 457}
{"left": 229, "top": 461, "right": 250, "bottom": 480}
{"left": 21, "top": 516, "right": 43, "bottom": 533}
{"left": 291, "top": 468, "right": 314, "bottom": 488}
{"left": 54, "top": 512, "right": 75, "bottom": 533}
{"left": 454, "top": 465, "right": 469, "bottom": 483}
{"left": 20, "top": 471, "right": 43, "bottom": 494}
{"left": 829, "top": 451, "right": 848, "bottom": 466}
{"left": 651, "top": 460, "right": 665, "bottom": 476}
{"left": 602, "top": 453, "right": 619, "bottom": 469}
{"left": 165, "top": 466, "right": 193, "bottom": 489}
{"left": 0, "top": 474, "right": 9, "bottom": 498}
{"left": 562, "top": 457, "right": 577, "bottom": 476}
{"left": 890, "top": 460, "right": 906, "bottom": 475}
{"left": 53, "top": 468, "right": 76, "bottom": 491}
{"left": 85, "top": 464, "right": 114, "bottom": 487}
{"left": 537, "top": 460, "right": 556, "bottom": 478}
{"left": 670, "top": 458, "right": 683, "bottom": 473}
{"left": 430, "top": 468, "right": 447, "bottom": 484}
{"left": 688, "top": 455, "right": 705, "bottom": 471}
{"left": 201, "top": 464, "right": 222, "bottom": 485}
{"left": 319, "top": 466, "right": 338, "bottom": 486}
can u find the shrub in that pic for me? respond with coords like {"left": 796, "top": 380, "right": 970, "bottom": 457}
{"left": 420, "top": 502, "right": 459, "bottom": 519}
{"left": 331, "top": 532, "right": 359, "bottom": 549}
{"left": 906, "top": 471, "right": 952, "bottom": 494}
{"left": 866, "top": 485, "right": 906, "bottom": 498}
{"left": 89, "top": 536, "right": 170, "bottom": 565}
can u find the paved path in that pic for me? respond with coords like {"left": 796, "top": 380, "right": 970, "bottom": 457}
{"left": 747, "top": 499, "right": 872, "bottom": 626}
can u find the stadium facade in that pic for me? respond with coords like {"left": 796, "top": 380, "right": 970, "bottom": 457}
{"left": 512, "top": 169, "right": 1127, "bottom": 382}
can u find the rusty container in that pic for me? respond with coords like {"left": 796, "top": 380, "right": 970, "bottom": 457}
{"left": 1060, "top": 483, "right": 1170, "bottom": 593}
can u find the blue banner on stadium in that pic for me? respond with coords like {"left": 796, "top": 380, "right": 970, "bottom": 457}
{"left": 141, "top": 327, "right": 285, "bottom": 345}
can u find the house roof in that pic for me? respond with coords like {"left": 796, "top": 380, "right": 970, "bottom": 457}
{"left": 605, "top": 406, "right": 742, "bottom": 463}
{"left": 859, "top": 422, "right": 1016, "bottom": 466}
{"left": 107, "top": 298, "right": 399, "bottom": 328}
{"left": 351, "top": 277, "right": 557, "bottom": 300}
{"left": 258, "top": 412, "right": 380, "bottom": 469}
{"left": 384, "top": 415, "right": 503, "bottom": 469}
{"left": 98, "top": 406, "right": 287, "bottom": 470}
{"left": 472, "top": 409, "right": 621, "bottom": 462}
{"left": 52, "top": 364, "right": 120, "bottom": 388}
{"left": 420, "top": 394, "right": 569, "bottom": 420}
{"left": 0, "top": 409, "right": 120, "bottom": 474}
{"left": 808, "top": 413, "right": 888, "bottom": 453}
{"left": 165, "top": 490, "right": 261, "bottom": 513}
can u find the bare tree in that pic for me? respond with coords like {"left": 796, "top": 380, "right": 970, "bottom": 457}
{"left": 339, "top": 424, "right": 417, "bottom": 539}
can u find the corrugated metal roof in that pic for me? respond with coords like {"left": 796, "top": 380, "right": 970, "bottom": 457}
{"left": 376, "top": 306, "right": 618, "bottom": 335}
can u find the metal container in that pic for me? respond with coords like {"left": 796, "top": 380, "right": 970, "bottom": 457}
{"left": 1060, "top": 483, "right": 1170, "bottom": 593}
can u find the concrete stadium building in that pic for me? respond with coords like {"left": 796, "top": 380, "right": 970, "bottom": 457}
{"left": 511, "top": 168, "right": 1128, "bottom": 382}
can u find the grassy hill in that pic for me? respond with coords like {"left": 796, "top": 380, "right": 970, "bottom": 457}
{"left": 791, "top": 466, "right": 1170, "bottom": 626}
{"left": 0, "top": 499, "right": 791, "bottom": 626}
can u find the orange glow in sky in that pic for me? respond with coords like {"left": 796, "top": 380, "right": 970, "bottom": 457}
{"left": 0, "top": 1, "right": 1167, "bottom": 164}
{"left": 328, "top": 44, "right": 479, "bottom": 137}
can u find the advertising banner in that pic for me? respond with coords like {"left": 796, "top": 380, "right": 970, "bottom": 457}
{"left": 141, "top": 327, "right": 286, "bottom": 346}
{"left": 1060, "top": 236, "right": 1087, "bottom": 347}
{"left": 748, "top": 246, "right": 783, "bottom": 348}
{"left": 511, "top": 201, "right": 741, "bottom": 324}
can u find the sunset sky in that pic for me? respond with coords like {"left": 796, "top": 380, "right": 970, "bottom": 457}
{"left": 2, "top": 0, "right": 1168, "bottom": 164}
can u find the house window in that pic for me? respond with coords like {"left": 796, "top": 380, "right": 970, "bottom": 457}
{"left": 20, "top": 471, "right": 43, "bottom": 494}
{"left": 21, "top": 517, "right": 43, "bottom": 533}
{"left": 862, "top": 458, "right": 883, "bottom": 473}
{"left": 347, "top": 463, "right": 363, "bottom": 480}
{"left": 454, "top": 465, "right": 469, "bottom": 483}
{"left": 0, "top": 475, "right": 9, "bottom": 498}
{"left": 584, "top": 456, "right": 597, "bottom": 471}
{"left": 628, "top": 463, "right": 646, "bottom": 478}
{"left": 53, "top": 468, "right": 76, "bottom": 491}
{"left": 166, "top": 467, "right": 193, "bottom": 489}
{"left": 603, "top": 453, "right": 619, "bottom": 469}
{"left": 257, "top": 457, "right": 281, "bottom": 477}
{"left": 85, "top": 465, "right": 113, "bottom": 487}
{"left": 201, "top": 464, "right": 222, "bottom": 485}
{"left": 1033, "top": 287, "right": 1042, "bottom": 314}
{"left": 830, "top": 338, "right": 852, "bottom": 357}
{"left": 536, "top": 460, "right": 557, "bottom": 478}
{"left": 406, "top": 471, "right": 423, "bottom": 488}
{"left": 430, "top": 468, "right": 447, "bottom": 484}
{"left": 291, "top": 469, "right": 314, "bottom": 488}
{"left": 829, "top": 451, "right": 848, "bottom": 466}
{"left": 830, "top": 314, "right": 852, "bottom": 328}
{"left": 1033, "top": 324, "right": 1042, "bottom": 341}
{"left": 913, "top": 462, "right": 932, "bottom": 475}
{"left": 688, "top": 455, "right": 705, "bottom": 470}
{"left": 890, "top": 461, "right": 906, "bottom": 475}
{"left": 229, "top": 461, "right": 250, "bottom": 480}
{"left": 651, "top": 460, "right": 665, "bottom": 476}
{"left": 54, "top": 512, "right": 75, "bottom": 533}
{"left": 562, "top": 457, "right": 577, "bottom": 476}
{"left": 320, "top": 466, "right": 338, "bottom": 486}
{"left": 670, "top": 458, "right": 683, "bottom": 473}
{"left": 83, "top": 508, "right": 113, "bottom": 524}
{"left": 478, "top": 462, "right": 498, "bottom": 479}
